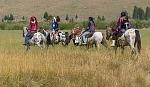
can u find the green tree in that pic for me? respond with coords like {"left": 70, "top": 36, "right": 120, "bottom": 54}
{"left": 43, "top": 11, "right": 49, "bottom": 20}
{"left": 9, "top": 14, "right": 14, "bottom": 21}
{"left": 56, "top": 16, "right": 60, "bottom": 22}
{"left": 97, "top": 16, "right": 101, "bottom": 20}
{"left": 4, "top": 15, "right": 8, "bottom": 21}
{"left": 133, "top": 6, "right": 138, "bottom": 19}
{"left": 138, "top": 7, "right": 145, "bottom": 20}
{"left": 102, "top": 16, "right": 105, "bottom": 21}
{"left": 145, "top": 7, "right": 150, "bottom": 20}
{"left": 22, "top": 16, "right": 25, "bottom": 20}
{"left": 75, "top": 14, "right": 78, "bottom": 20}
{"left": 47, "top": 15, "right": 53, "bottom": 20}
{"left": 65, "top": 14, "right": 69, "bottom": 21}
{"left": 70, "top": 17, "right": 74, "bottom": 23}
{"left": 2, "top": 18, "right": 4, "bottom": 22}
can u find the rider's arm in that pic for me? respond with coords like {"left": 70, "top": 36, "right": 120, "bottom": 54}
{"left": 115, "top": 17, "right": 122, "bottom": 31}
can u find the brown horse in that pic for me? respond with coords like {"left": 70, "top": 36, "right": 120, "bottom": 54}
{"left": 69, "top": 28, "right": 83, "bottom": 46}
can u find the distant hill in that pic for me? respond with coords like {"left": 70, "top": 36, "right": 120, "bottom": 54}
{"left": 0, "top": 0, "right": 149, "bottom": 21}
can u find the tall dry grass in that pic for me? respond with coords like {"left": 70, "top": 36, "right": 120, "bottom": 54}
{"left": 0, "top": 30, "right": 149, "bottom": 87}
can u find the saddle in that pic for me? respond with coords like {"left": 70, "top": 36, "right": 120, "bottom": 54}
{"left": 87, "top": 32, "right": 94, "bottom": 38}
{"left": 117, "top": 34, "right": 125, "bottom": 40}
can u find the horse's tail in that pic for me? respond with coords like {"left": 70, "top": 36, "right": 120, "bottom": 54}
{"left": 135, "top": 30, "right": 141, "bottom": 53}
{"left": 47, "top": 33, "right": 51, "bottom": 44}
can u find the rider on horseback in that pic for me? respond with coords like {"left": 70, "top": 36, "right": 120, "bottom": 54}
{"left": 79, "top": 17, "right": 95, "bottom": 45}
{"left": 24, "top": 16, "right": 38, "bottom": 45}
{"left": 51, "top": 17, "right": 59, "bottom": 39}
{"left": 111, "top": 11, "right": 130, "bottom": 46}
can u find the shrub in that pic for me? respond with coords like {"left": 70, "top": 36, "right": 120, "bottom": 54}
{"left": 0, "top": 22, "right": 24, "bottom": 30}
{"left": 95, "top": 20, "right": 108, "bottom": 29}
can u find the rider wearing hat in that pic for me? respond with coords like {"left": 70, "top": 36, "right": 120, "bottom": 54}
{"left": 111, "top": 11, "right": 129, "bottom": 46}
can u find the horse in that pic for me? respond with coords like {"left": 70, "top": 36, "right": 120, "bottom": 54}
{"left": 49, "top": 31, "right": 70, "bottom": 46}
{"left": 69, "top": 28, "right": 107, "bottom": 48}
{"left": 23, "top": 27, "right": 47, "bottom": 50}
{"left": 69, "top": 28, "right": 83, "bottom": 46}
{"left": 58, "top": 31, "right": 70, "bottom": 46}
{"left": 86, "top": 32, "right": 107, "bottom": 48}
{"left": 106, "top": 26, "right": 141, "bottom": 55}
{"left": 23, "top": 27, "right": 28, "bottom": 37}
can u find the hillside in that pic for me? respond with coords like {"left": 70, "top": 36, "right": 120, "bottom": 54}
{"left": 0, "top": 0, "right": 149, "bottom": 20}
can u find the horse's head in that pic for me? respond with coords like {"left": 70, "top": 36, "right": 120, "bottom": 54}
{"left": 70, "top": 28, "right": 82, "bottom": 39}
{"left": 23, "top": 27, "right": 28, "bottom": 37}
{"left": 124, "top": 22, "right": 130, "bottom": 29}
{"left": 106, "top": 26, "right": 113, "bottom": 40}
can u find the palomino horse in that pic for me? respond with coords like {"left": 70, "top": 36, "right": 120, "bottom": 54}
{"left": 106, "top": 26, "right": 141, "bottom": 55}
{"left": 23, "top": 27, "right": 47, "bottom": 50}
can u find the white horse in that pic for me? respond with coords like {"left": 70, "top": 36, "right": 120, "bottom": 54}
{"left": 23, "top": 27, "right": 47, "bottom": 50}
{"left": 106, "top": 26, "right": 141, "bottom": 55}
{"left": 74, "top": 32, "right": 107, "bottom": 48}
{"left": 87, "top": 32, "right": 107, "bottom": 48}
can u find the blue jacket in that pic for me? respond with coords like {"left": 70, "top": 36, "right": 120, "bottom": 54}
{"left": 51, "top": 22, "right": 58, "bottom": 30}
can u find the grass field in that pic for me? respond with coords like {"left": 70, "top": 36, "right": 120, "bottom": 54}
{"left": 0, "top": 29, "right": 150, "bottom": 87}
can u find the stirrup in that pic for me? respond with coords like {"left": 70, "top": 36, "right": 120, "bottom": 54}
{"left": 82, "top": 42, "right": 86, "bottom": 45}
{"left": 111, "top": 44, "right": 115, "bottom": 47}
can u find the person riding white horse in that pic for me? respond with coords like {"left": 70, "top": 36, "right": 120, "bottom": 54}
{"left": 79, "top": 17, "right": 95, "bottom": 45}
{"left": 111, "top": 11, "right": 130, "bottom": 46}
{"left": 23, "top": 27, "right": 47, "bottom": 50}
{"left": 50, "top": 17, "right": 59, "bottom": 41}
{"left": 38, "top": 27, "right": 51, "bottom": 46}
{"left": 23, "top": 16, "right": 38, "bottom": 45}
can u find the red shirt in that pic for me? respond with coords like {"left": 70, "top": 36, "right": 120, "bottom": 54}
{"left": 29, "top": 16, "right": 38, "bottom": 33}
{"left": 116, "top": 16, "right": 126, "bottom": 31}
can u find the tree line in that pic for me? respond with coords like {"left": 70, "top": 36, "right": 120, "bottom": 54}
{"left": 1, "top": 6, "right": 150, "bottom": 30}
{"left": 133, "top": 6, "right": 150, "bottom": 20}
{"left": 2, "top": 14, "right": 14, "bottom": 22}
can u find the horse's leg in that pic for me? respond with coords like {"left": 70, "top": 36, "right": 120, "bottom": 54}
{"left": 43, "top": 40, "right": 46, "bottom": 48}
{"left": 51, "top": 36, "right": 55, "bottom": 47}
{"left": 26, "top": 44, "right": 30, "bottom": 51}
{"left": 46, "top": 34, "right": 50, "bottom": 48}
{"left": 85, "top": 41, "right": 89, "bottom": 49}
{"left": 121, "top": 46, "right": 125, "bottom": 54}
{"left": 96, "top": 42, "right": 100, "bottom": 48}
{"left": 130, "top": 35, "right": 136, "bottom": 55}
{"left": 114, "top": 46, "right": 117, "bottom": 54}
{"left": 101, "top": 37, "right": 107, "bottom": 48}
{"left": 36, "top": 42, "right": 42, "bottom": 49}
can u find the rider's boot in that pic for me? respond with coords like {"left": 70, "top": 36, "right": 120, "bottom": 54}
{"left": 111, "top": 40, "right": 115, "bottom": 46}
{"left": 82, "top": 40, "right": 87, "bottom": 45}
